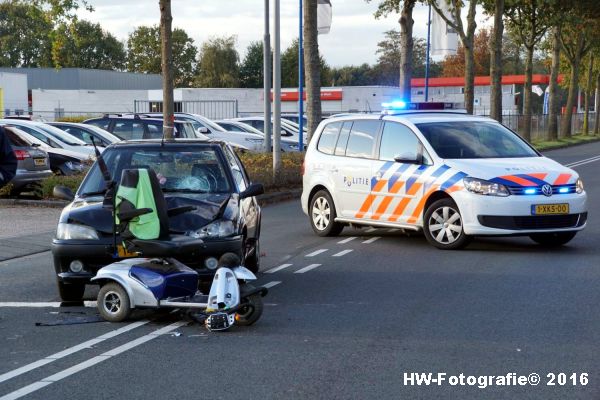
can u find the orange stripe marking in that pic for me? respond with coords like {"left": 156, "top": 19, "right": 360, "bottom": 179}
{"left": 499, "top": 175, "right": 537, "bottom": 186}
{"left": 553, "top": 173, "right": 571, "bottom": 185}
{"left": 407, "top": 185, "right": 439, "bottom": 224}
{"left": 388, "top": 183, "right": 422, "bottom": 222}
{"left": 372, "top": 180, "right": 406, "bottom": 220}
{"left": 355, "top": 180, "right": 387, "bottom": 219}
{"left": 528, "top": 173, "right": 548, "bottom": 181}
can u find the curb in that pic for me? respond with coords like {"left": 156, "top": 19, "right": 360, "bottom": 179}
{"left": 0, "top": 189, "right": 302, "bottom": 209}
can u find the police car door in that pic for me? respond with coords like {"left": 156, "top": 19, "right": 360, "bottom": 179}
{"left": 336, "top": 119, "right": 382, "bottom": 219}
{"left": 368, "top": 121, "right": 430, "bottom": 225}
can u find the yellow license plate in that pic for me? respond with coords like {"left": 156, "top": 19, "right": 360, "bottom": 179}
{"left": 117, "top": 245, "right": 138, "bottom": 258}
{"left": 34, "top": 158, "right": 45, "bottom": 166}
{"left": 532, "top": 203, "right": 569, "bottom": 215}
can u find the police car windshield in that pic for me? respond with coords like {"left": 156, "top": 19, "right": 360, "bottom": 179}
{"left": 416, "top": 121, "right": 539, "bottom": 159}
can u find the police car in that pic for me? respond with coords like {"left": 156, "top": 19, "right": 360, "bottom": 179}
{"left": 301, "top": 102, "right": 587, "bottom": 249}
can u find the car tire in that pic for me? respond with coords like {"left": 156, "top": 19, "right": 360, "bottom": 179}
{"left": 57, "top": 279, "right": 85, "bottom": 302}
{"left": 244, "top": 238, "right": 260, "bottom": 274}
{"left": 97, "top": 282, "right": 131, "bottom": 323}
{"left": 529, "top": 232, "right": 577, "bottom": 247}
{"left": 309, "top": 190, "right": 344, "bottom": 237}
{"left": 235, "top": 284, "right": 264, "bottom": 326}
{"left": 423, "top": 198, "right": 471, "bottom": 250}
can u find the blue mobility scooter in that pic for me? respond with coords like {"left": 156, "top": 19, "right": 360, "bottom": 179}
{"left": 91, "top": 168, "right": 267, "bottom": 331}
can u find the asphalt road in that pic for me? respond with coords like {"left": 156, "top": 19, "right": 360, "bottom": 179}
{"left": 1, "top": 142, "right": 600, "bottom": 399}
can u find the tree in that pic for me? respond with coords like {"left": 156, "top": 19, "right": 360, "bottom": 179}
{"left": 304, "top": 0, "right": 322, "bottom": 140}
{"left": 52, "top": 19, "right": 126, "bottom": 70}
{"left": 485, "top": 0, "right": 504, "bottom": 122}
{"left": 0, "top": 1, "right": 53, "bottom": 67}
{"left": 547, "top": 26, "right": 561, "bottom": 140}
{"left": 127, "top": 25, "right": 197, "bottom": 87}
{"left": 366, "top": 0, "right": 417, "bottom": 101}
{"left": 240, "top": 41, "right": 268, "bottom": 88}
{"left": 430, "top": 0, "right": 479, "bottom": 114}
{"left": 440, "top": 28, "right": 490, "bottom": 77}
{"left": 329, "top": 64, "right": 375, "bottom": 86}
{"left": 194, "top": 36, "right": 240, "bottom": 88}
{"left": 281, "top": 38, "right": 329, "bottom": 88}
{"left": 159, "top": 0, "right": 174, "bottom": 140}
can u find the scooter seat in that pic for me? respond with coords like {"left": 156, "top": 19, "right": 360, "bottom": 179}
{"left": 129, "top": 235, "right": 205, "bottom": 257}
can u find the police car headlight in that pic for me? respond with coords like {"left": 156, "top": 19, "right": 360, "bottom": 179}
{"left": 56, "top": 223, "right": 99, "bottom": 240}
{"left": 195, "top": 220, "right": 235, "bottom": 238}
{"left": 463, "top": 177, "right": 510, "bottom": 197}
{"left": 576, "top": 178, "right": 584, "bottom": 194}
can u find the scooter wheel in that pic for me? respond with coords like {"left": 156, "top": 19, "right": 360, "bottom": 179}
{"left": 98, "top": 282, "right": 131, "bottom": 323}
{"left": 235, "top": 284, "right": 263, "bottom": 326}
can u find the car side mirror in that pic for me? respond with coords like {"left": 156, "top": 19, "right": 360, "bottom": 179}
{"left": 197, "top": 127, "right": 209, "bottom": 134}
{"left": 394, "top": 153, "right": 422, "bottom": 164}
{"left": 53, "top": 185, "right": 75, "bottom": 201}
{"left": 240, "top": 183, "right": 264, "bottom": 199}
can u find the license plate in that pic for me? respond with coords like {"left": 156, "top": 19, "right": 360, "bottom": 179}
{"left": 34, "top": 158, "right": 46, "bottom": 166}
{"left": 531, "top": 203, "right": 569, "bottom": 215}
{"left": 117, "top": 245, "right": 138, "bottom": 258}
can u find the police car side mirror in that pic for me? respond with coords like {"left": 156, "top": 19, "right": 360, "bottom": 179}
{"left": 394, "top": 154, "right": 422, "bottom": 164}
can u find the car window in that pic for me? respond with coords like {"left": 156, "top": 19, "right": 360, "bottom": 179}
{"left": 334, "top": 121, "right": 352, "bottom": 156}
{"left": 317, "top": 122, "right": 342, "bottom": 155}
{"left": 379, "top": 122, "right": 421, "bottom": 161}
{"left": 62, "top": 126, "right": 95, "bottom": 145}
{"left": 224, "top": 147, "right": 247, "bottom": 192}
{"left": 86, "top": 119, "right": 110, "bottom": 130}
{"left": 345, "top": 120, "right": 380, "bottom": 159}
{"left": 113, "top": 121, "right": 144, "bottom": 140}
{"left": 145, "top": 123, "right": 163, "bottom": 139}
{"left": 416, "top": 121, "right": 539, "bottom": 159}
{"left": 4, "top": 128, "right": 29, "bottom": 146}
{"left": 14, "top": 126, "right": 56, "bottom": 147}
{"left": 220, "top": 123, "right": 243, "bottom": 132}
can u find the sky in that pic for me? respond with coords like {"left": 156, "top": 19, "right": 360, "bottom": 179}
{"left": 76, "top": 1, "right": 490, "bottom": 67}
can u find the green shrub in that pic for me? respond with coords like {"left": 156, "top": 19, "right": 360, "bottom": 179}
{"left": 41, "top": 174, "right": 86, "bottom": 199}
{"left": 238, "top": 151, "right": 304, "bottom": 192}
{"left": 0, "top": 182, "right": 14, "bottom": 197}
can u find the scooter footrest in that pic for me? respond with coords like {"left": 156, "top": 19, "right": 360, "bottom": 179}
{"left": 205, "top": 312, "right": 233, "bottom": 331}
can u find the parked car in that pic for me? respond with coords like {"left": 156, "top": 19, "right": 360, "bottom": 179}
{"left": 216, "top": 120, "right": 302, "bottom": 152}
{"left": 51, "top": 139, "right": 263, "bottom": 301}
{"left": 1, "top": 125, "right": 88, "bottom": 175}
{"left": 0, "top": 119, "right": 97, "bottom": 158}
{"left": 231, "top": 117, "right": 303, "bottom": 140}
{"left": 83, "top": 115, "right": 199, "bottom": 141}
{"left": 281, "top": 113, "right": 307, "bottom": 127}
{"left": 2, "top": 126, "right": 52, "bottom": 194}
{"left": 48, "top": 122, "right": 121, "bottom": 147}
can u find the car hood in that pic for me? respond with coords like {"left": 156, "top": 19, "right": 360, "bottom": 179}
{"left": 63, "top": 193, "right": 233, "bottom": 234}
{"left": 44, "top": 147, "right": 90, "bottom": 161}
{"left": 444, "top": 157, "right": 579, "bottom": 185}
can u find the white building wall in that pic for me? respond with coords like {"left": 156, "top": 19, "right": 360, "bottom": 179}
{"left": 0, "top": 72, "right": 28, "bottom": 116}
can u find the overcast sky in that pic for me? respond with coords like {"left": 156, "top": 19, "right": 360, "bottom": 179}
{"left": 76, "top": 1, "right": 490, "bottom": 67}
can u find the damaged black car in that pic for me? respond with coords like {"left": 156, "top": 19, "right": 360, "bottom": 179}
{"left": 51, "top": 140, "right": 263, "bottom": 301}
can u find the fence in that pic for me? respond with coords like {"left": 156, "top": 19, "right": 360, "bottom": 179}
{"left": 133, "top": 100, "right": 238, "bottom": 120}
{"left": 491, "top": 112, "right": 596, "bottom": 142}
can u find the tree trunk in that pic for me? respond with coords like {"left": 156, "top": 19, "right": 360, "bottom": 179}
{"left": 489, "top": 0, "right": 504, "bottom": 122}
{"left": 522, "top": 45, "right": 534, "bottom": 141}
{"left": 583, "top": 55, "right": 594, "bottom": 134}
{"left": 561, "top": 63, "right": 580, "bottom": 138}
{"left": 159, "top": 0, "right": 174, "bottom": 140}
{"left": 547, "top": 27, "right": 561, "bottom": 140}
{"left": 463, "top": 38, "right": 475, "bottom": 115}
{"left": 303, "top": 0, "right": 321, "bottom": 142}
{"left": 595, "top": 72, "right": 600, "bottom": 134}
{"left": 399, "top": 0, "right": 415, "bottom": 101}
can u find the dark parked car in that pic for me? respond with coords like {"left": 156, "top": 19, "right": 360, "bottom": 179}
{"left": 2, "top": 126, "right": 52, "bottom": 194}
{"left": 52, "top": 139, "right": 263, "bottom": 301}
{"left": 83, "top": 115, "right": 198, "bottom": 140}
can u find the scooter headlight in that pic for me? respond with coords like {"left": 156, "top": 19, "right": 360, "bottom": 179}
{"left": 56, "top": 223, "right": 99, "bottom": 240}
{"left": 463, "top": 177, "right": 510, "bottom": 197}
{"left": 576, "top": 178, "right": 584, "bottom": 194}
{"left": 195, "top": 220, "right": 235, "bottom": 239}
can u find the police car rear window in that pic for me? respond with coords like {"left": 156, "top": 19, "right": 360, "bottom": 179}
{"left": 317, "top": 122, "right": 342, "bottom": 154}
{"left": 416, "top": 121, "right": 538, "bottom": 159}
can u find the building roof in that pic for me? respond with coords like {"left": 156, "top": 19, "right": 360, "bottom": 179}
{"left": 0, "top": 68, "right": 162, "bottom": 90}
{"left": 411, "top": 74, "right": 564, "bottom": 88}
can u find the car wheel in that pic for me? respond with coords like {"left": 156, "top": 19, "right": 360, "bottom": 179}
{"left": 310, "top": 190, "right": 344, "bottom": 236}
{"left": 57, "top": 279, "right": 85, "bottom": 302}
{"left": 235, "top": 284, "right": 264, "bottom": 326}
{"left": 529, "top": 232, "right": 577, "bottom": 247}
{"left": 244, "top": 238, "right": 260, "bottom": 274}
{"left": 97, "top": 282, "right": 131, "bottom": 322}
{"left": 423, "top": 198, "right": 471, "bottom": 250}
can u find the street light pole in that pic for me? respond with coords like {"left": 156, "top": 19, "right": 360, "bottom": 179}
{"left": 263, "top": 0, "right": 271, "bottom": 152}
{"left": 298, "top": 0, "right": 304, "bottom": 150}
{"left": 273, "top": 0, "right": 281, "bottom": 177}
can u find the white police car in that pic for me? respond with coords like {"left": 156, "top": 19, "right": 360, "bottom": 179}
{"left": 301, "top": 102, "right": 587, "bottom": 249}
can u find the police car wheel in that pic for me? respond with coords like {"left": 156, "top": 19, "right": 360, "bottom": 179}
{"left": 423, "top": 198, "right": 471, "bottom": 250}
{"left": 310, "top": 190, "right": 344, "bottom": 236}
{"left": 529, "top": 231, "right": 577, "bottom": 247}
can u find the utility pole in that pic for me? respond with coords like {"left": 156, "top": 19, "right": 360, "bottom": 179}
{"left": 298, "top": 0, "right": 304, "bottom": 149}
{"left": 273, "top": 0, "right": 281, "bottom": 178}
{"left": 159, "top": 0, "right": 174, "bottom": 140}
{"left": 263, "top": 0, "right": 272, "bottom": 152}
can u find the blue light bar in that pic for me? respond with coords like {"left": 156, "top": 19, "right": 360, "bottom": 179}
{"left": 558, "top": 187, "right": 569, "bottom": 193}
{"left": 524, "top": 188, "right": 536, "bottom": 195}
{"left": 381, "top": 101, "right": 407, "bottom": 109}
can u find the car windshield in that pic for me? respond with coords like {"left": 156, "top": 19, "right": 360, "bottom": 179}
{"left": 416, "top": 121, "right": 539, "bottom": 159}
{"left": 36, "top": 124, "right": 87, "bottom": 146}
{"left": 78, "top": 146, "right": 232, "bottom": 196}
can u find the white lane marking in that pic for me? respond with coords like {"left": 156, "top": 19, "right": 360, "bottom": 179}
{"left": 566, "top": 156, "right": 600, "bottom": 168}
{"left": 365, "top": 227, "right": 376, "bottom": 233}
{"left": 565, "top": 154, "right": 600, "bottom": 167}
{"left": 305, "top": 249, "right": 328, "bottom": 257}
{"left": 0, "top": 301, "right": 97, "bottom": 308}
{"left": 333, "top": 249, "right": 353, "bottom": 257}
{"left": 363, "top": 236, "right": 381, "bottom": 244}
{"left": 337, "top": 237, "right": 356, "bottom": 244}
{"left": 0, "top": 251, "right": 51, "bottom": 267}
{"left": 264, "top": 263, "right": 292, "bottom": 274}
{"left": 0, "top": 320, "right": 149, "bottom": 384}
{"left": 0, "top": 321, "right": 186, "bottom": 400}
{"left": 262, "top": 281, "right": 282, "bottom": 289}
{"left": 388, "top": 228, "right": 399, "bottom": 233}
{"left": 295, "top": 264, "right": 322, "bottom": 274}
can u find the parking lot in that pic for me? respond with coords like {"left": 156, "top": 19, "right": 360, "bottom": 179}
{"left": 1, "top": 142, "right": 599, "bottom": 399}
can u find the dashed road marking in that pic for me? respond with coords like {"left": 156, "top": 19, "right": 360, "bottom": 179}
{"left": 363, "top": 236, "right": 381, "bottom": 244}
{"left": 305, "top": 249, "right": 328, "bottom": 257}
{"left": 262, "top": 281, "right": 282, "bottom": 289}
{"left": 295, "top": 264, "right": 322, "bottom": 274}
{"left": 337, "top": 237, "right": 356, "bottom": 244}
{"left": 333, "top": 249, "right": 353, "bottom": 257}
{"left": 365, "top": 227, "right": 376, "bottom": 233}
{"left": 388, "top": 228, "right": 399, "bottom": 233}
{"left": 264, "top": 263, "right": 293, "bottom": 274}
